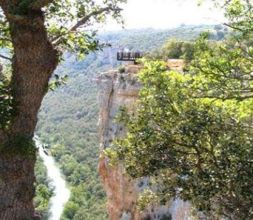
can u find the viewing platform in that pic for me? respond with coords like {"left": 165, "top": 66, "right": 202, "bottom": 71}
{"left": 117, "top": 51, "right": 143, "bottom": 64}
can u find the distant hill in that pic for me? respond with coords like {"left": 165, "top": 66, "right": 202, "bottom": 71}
{"left": 35, "top": 24, "right": 222, "bottom": 220}
{"left": 59, "top": 25, "right": 222, "bottom": 73}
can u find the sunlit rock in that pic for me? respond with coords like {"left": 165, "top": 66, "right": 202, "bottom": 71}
{"left": 97, "top": 63, "right": 193, "bottom": 220}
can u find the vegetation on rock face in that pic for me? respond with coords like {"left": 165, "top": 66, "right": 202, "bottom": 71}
{"left": 35, "top": 26, "right": 216, "bottom": 219}
{"left": 109, "top": 59, "right": 253, "bottom": 218}
{"left": 107, "top": 1, "right": 253, "bottom": 219}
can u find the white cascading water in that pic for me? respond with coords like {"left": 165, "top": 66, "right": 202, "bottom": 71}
{"left": 35, "top": 137, "right": 71, "bottom": 220}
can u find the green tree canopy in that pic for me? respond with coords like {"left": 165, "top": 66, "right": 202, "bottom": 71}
{"left": 0, "top": 0, "right": 125, "bottom": 219}
{"left": 147, "top": 39, "right": 195, "bottom": 62}
{"left": 0, "top": 0, "right": 126, "bottom": 55}
{"left": 0, "top": 0, "right": 126, "bottom": 129}
{"left": 107, "top": 1, "right": 253, "bottom": 219}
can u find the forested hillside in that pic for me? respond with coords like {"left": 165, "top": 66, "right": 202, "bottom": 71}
{"left": 35, "top": 25, "right": 223, "bottom": 219}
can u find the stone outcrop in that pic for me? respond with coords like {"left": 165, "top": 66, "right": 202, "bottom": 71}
{"left": 97, "top": 64, "right": 192, "bottom": 220}
{"left": 167, "top": 59, "right": 185, "bottom": 72}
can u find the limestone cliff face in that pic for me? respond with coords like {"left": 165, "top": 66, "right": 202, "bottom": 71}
{"left": 97, "top": 64, "right": 192, "bottom": 220}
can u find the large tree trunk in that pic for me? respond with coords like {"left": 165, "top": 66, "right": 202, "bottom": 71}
{"left": 0, "top": 4, "right": 58, "bottom": 219}
{"left": 9, "top": 13, "right": 58, "bottom": 137}
{"left": 0, "top": 152, "right": 37, "bottom": 220}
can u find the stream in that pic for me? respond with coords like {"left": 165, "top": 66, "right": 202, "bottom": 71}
{"left": 35, "top": 138, "right": 71, "bottom": 220}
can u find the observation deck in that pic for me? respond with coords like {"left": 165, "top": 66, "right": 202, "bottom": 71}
{"left": 117, "top": 51, "right": 143, "bottom": 64}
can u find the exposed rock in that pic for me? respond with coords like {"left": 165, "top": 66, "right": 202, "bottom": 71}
{"left": 167, "top": 59, "right": 185, "bottom": 72}
{"left": 97, "top": 64, "right": 193, "bottom": 220}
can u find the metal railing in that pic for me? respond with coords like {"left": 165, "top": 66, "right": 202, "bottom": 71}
{"left": 117, "top": 51, "right": 142, "bottom": 63}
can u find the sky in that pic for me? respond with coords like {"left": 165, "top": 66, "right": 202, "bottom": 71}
{"left": 103, "top": 0, "right": 225, "bottom": 30}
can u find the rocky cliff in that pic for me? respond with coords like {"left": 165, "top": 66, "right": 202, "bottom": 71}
{"left": 97, "top": 64, "right": 192, "bottom": 220}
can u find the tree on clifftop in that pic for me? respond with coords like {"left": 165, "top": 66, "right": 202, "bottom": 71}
{"left": 0, "top": 0, "right": 125, "bottom": 219}
{"left": 107, "top": 0, "right": 253, "bottom": 219}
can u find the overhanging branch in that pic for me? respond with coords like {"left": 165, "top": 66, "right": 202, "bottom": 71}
{"left": 0, "top": 54, "right": 11, "bottom": 61}
{"left": 52, "top": 6, "right": 122, "bottom": 45}
{"left": 70, "top": 6, "right": 119, "bottom": 32}
{"left": 224, "top": 23, "right": 244, "bottom": 32}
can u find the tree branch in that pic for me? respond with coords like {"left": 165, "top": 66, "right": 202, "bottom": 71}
{"left": 52, "top": 6, "right": 122, "bottom": 45}
{"left": 0, "top": 54, "right": 11, "bottom": 61}
{"left": 224, "top": 22, "right": 244, "bottom": 32}
{"left": 71, "top": 6, "right": 119, "bottom": 32}
{"left": 193, "top": 94, "right": 253, "bottom": 101}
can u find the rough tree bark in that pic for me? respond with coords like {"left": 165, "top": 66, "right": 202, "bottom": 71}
{"left": 0, "top": 2, "right": 58, "bottom": 219}
{"left": 0, "top": 154, "right": 37, "bottom": 220}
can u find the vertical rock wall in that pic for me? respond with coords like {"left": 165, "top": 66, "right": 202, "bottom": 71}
{"left": 97, "top": 65, "right": 192, "bottom": 220}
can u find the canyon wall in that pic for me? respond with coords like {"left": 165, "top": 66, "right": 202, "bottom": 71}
{"left": 97, "top": 64, "right": 192, "bottom": 220}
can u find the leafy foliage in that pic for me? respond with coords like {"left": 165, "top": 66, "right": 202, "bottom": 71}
{"left": 0, "top": 0, "right": 126, "bottom": 56}
{"left": 107, "top": 1, "right": 253, "bottom": 219}
{"left": 0, "top": 67, "right": 13, "bottom": 129}
{"left": 146, "top": 40, "right": 196, "bottom": 62}
{"left": 191, "top": 32, "right": 253, "bottom": 101}
{"left": 145, "top": 27, "right": 227, "bottom": 62}
{"left": 0, "top": 0, "right": 126, "bottom": 137}
{"left": 108, "top": 60, "right": 253, "bottom": 219}
{"left": 35, "top": 26, "right": 214, "bottom": 219}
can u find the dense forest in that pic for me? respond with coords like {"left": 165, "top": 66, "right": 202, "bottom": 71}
{"left": 2, "top": 1, "right": 251, "bottom": 220}
{"left": 34, "top": 25, "right": 225, "bottom": 219}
